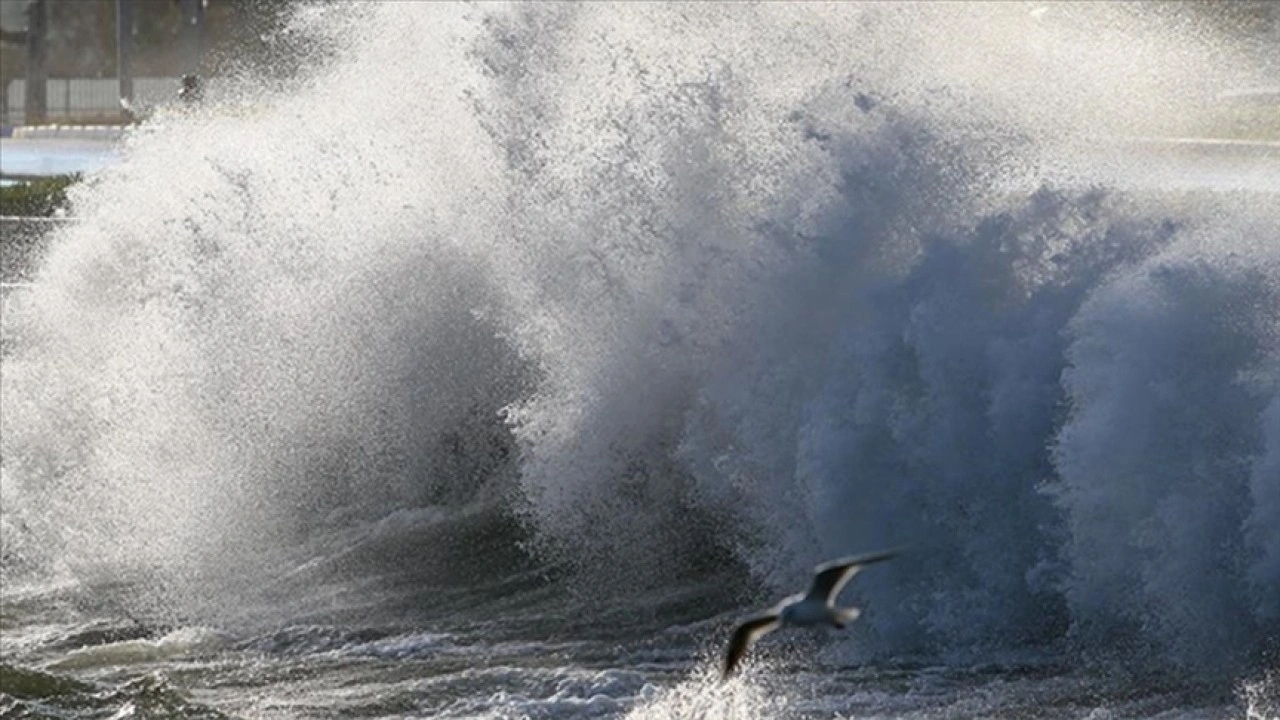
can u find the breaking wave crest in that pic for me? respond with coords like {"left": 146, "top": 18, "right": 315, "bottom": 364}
{"left": 1, "top": 2, "right": 1276, "bottom": 675}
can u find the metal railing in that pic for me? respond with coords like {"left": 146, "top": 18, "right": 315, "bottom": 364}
{"left": 3, "top": 77, "right": 180, "bottom": 126}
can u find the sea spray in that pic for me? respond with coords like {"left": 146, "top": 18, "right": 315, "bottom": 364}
{"left": 0, "top": 3, "right": 1275, "bottom": 677}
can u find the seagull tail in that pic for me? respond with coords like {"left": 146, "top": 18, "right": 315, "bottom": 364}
{"left": 833, "top": 607, "right": 861, "bottom": 628}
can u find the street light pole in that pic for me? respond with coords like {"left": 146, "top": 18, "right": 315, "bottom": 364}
{"left": 117, "top": 0, "right": 133, "bottom": 111}
{"left": 24, "top": 0, "right": 46, "bottom": 125}
{"left": 179, "top": 0, "right": 205, "bottom": 77}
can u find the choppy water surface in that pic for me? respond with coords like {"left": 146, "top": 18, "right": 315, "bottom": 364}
{"left": 2, "top": 3, "right": 1278, "bottom": 718}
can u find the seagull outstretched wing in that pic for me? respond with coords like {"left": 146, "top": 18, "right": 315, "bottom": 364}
{"left": 722, "top": 614, "right": 781, "bottom": 679}
{"left": 804, "top": 548, "right": 900, "bottom": 604}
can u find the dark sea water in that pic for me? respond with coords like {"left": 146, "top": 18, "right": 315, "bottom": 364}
{"left": 2, "top": 4, "right": 1279, "bottom": 718}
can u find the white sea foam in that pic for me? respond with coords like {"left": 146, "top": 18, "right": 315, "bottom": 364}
{"left": 44, "top": 627, "right": 232, "bottom": 671}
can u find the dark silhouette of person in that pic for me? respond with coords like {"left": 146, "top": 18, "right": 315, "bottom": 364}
{"left": 178, "top": 74, "right": 202, "bottom": 104}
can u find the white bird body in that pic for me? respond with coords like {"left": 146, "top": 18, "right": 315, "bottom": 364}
{"left": 721, "top": 549, "right": 898, "bottom": 678}
{"left": 776, "top": 593, "right": 849, "bottom": 626}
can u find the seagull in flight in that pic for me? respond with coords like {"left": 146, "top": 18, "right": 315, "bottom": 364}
{"left": 722, "top": 548, "right": 899, "bottom": 679}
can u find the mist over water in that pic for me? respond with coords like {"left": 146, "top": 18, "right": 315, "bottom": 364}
{"left": 2, "top": 1, "right": 1277, "bottom": 690}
